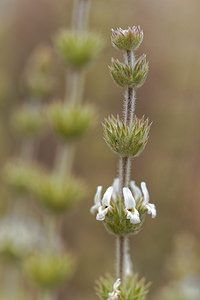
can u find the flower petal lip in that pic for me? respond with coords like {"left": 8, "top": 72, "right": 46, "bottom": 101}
{"left": 146, "top": 203, "right": 156, "bottom": 218}
{"left": 112, "top": 178, "right": 120, "bottom": 201}
{"left": 95, "top": 186, "right": 113, "bottom": 221}
{"left": 108, "top": 278, "right": 121, "bottom": 300}
{"left": 141, "top": 181, "right": 149, "bottom": 204}
{"left": 141, "top": 181, "right": 157, "bottom": 218}
{"left": 96, "top": 206, "right": 109, "bottom": 221}
{"left": 123, "top": 187, "right": 141, "bottom": 224}
{"left": 102, "top": 186, "right": 113, "bottom": 207}
{"left": 123, "top": 187, "right": 136, "bottom": 210}
{"left": 90, "top": 186, "right": 102, "bottom": 214}
{"left": 130, "top": 181, "right": 142, "bottom": 201}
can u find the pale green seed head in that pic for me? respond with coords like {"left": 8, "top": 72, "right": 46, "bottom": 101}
{"left": 12, "top": 106, "right": 44, "bottom": 137}
{"left": 109, "top": 54, "right": 149, "bottom": 88}
{"left": 25, "top": 44, "right": 55, "bottom": 99}
{"left": 111, "top": 26, "right": 143, "bottom": 51}
{"left": 55, "top": 30, "right": 103, "bottom": 68}
{"left": 24, "top": 252, "right": 75, "bottom": 289}
{"left": 2, "top": 160, "right": 41, "bottom": 195}
{"left": 32, "top": 172, "right": 85, "bottom": 214}
{"left": 48, "top": 101, "right": 96, "bottom": 141}
{"left": 103, "top": 115, "right": 151, "bottom": 158}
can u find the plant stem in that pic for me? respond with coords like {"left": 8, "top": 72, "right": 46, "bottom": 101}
{"left": 117, "top": 50, "right": 136, "bottom": 281}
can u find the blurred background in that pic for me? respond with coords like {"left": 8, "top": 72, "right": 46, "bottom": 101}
{"left": 0, "top": 0, "right": 200, "bottom": 299}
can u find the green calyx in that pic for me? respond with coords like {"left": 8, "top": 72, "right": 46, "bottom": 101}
{"left": 25, "top": 44, "right": 55, "bottom": 99}
{"left": 48, "top": 101, "right": 96, "bottom": 141}
{"left": 103, "top": 197, "right": 146, "bottom": 236}
{"left": 24, "top": 252, "right": 75, "bottom": 289}
{"left": 103, "top": 115, "right": 151, "bottom": 158}
{"left": 96, "top": 273, "right": 150, "bottom": 300}
{"left": 12, "top": 106, "right": 44, "bottom": 137}
{"left": 109, "top": 54, "right": 149, "bottom": 88}
{"left": 111, "top": 26, "right": 143, "bottom": 51}
{"left": 32, "top": 172, "right": 85, "bottom": 214}
{"left": 55, "top": 30, "right": 103, "bottom": 68}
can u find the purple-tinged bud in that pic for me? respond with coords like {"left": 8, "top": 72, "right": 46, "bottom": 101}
{"left": 111, "top": 26, "right": 143, "bottom": 51}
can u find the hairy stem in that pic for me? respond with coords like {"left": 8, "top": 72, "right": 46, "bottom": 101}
{"left": 117, "top": 50, "right": 136, "bottom": 281}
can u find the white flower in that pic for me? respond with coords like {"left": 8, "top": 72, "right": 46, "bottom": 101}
{"left": 112, "top": 178, "right": 120, "bottom": 201}
{"left": 90, "top": 186, "right": 102, "bottom": 214}
{"left": 130, "top": 180, "right": 142, "bottom": 201}
{"left": 108, "top": 278, "right": 121, "bottom": 300}
{"left": 123, "top": 187, "right": 140, "bottom": 224}
{"left": 141, "top": 182, "right": 156, "bottom": 218}
{"left": 96, "top": 186, "right": 113, "bottom": 221}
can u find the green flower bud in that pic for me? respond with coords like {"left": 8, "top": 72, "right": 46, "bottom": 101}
{"left": 24, "top": 253, "right": 75, "bottom": 289}
{"left": 55, "top": 30, "right": 103, "bottom": 68}
{"left": 33, "top": 172, "right": 85, "bottom": 214}
{"left": 25, "top": 45, "right": 55, "bottom": 99}
{"left": 111, "top": 26, "right": 143, "bottom": 51}
{"left": 12, "top": 106, "right": 44, "bottom": 137}
{"left": 103, "top": 115, "right": 151, "bottom": 158}
{"left": 2, "top": 161, "right": 40, "bottom": 195}
{"left": 96, "top": 274, "right": 149, "bottom": 300}
{"left": 48, "top": 101, "right": 96, "bottom": 141}
{"left": 109, "top": 54, "right": 149, "bottom": 88}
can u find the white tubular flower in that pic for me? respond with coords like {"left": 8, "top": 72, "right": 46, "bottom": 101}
{"left": 90, "top": 186, "right": 102, "bottom": 214}
{"left": 123, "top": 187, "right": 141, "bottom": 224}
{"left": 108, "top": 278, "right": 121, "bottom": 300}
{"left": 96, "top": 186, "right": 113, "bottom": 221}
{"left": 141, "top": 182, "right": 156, "bottom": 218}
{"left": 112, "top": 178, "right": 120, "bottom": 201}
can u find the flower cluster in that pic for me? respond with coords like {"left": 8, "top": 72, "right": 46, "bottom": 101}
{"left": 111, "top": 26, "right": 143, "bottom": 51}
{"left": 90, "top": 178, "right": 156, "bottom": 235}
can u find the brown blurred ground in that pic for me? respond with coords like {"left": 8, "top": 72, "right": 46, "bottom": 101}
{"left": 0, "top": 0, "right": 200, "bottom": 299}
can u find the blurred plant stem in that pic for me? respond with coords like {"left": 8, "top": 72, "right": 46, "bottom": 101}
{"left": 54, "top": 0, "right": 91, "bottom": 177}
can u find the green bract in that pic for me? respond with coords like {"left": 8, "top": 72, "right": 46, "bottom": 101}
{"left": 12, "top": 106, "right": 44, "bottom": 136}
{"left": 111, "top": 26, "right": 143, "bottom": 51}
{"left": 48, "top": 102, "right": 96, "bottom": 141}
{"left": 24, "top": 253, "right": 75, "bottom": 289}
{"left": 109, "top": 54, "right": 148, "bottom": 88}
{"left": 55, "top": 30, "right": 102, "bottom": 68}
{"left": 103, "top": 115, "right": 151, "bottom": 158}
{"left": 96, "top": 274, "right": 150, "bottom": 300}
{"left": 33, "top": 173, "right": 84, "bottom": 214}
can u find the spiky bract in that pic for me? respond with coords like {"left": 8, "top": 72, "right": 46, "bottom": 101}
{"left": 103, "top": 115, "right": 151, "bottom": 158}
{"left": 96, "top": 273, "right": 150, "bottom": 300}
{"left": 55, "top": 30, "right": 103, "bottom": 68}
{"left": 109, "top": 55, "right": 148, "bottom": 88}
{"left": 32, "top": 173, "right": 85, "bottom": 214}
{"left": 48, "top": 102, "right": 96, "bottom": 141}
{"left": 24, "top": 253, "right": 75, "bottom": 289}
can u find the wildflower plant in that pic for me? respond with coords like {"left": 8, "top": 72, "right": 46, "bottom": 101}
{"left": 90, "top": 26, "right": 156, "bottom": 299}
